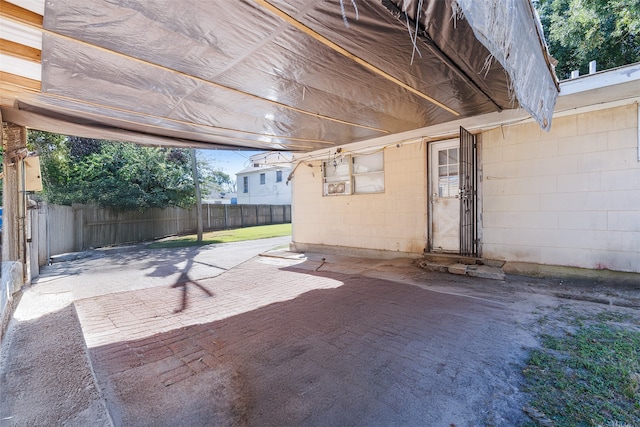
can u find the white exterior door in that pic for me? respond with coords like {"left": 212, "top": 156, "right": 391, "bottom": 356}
{"left": 430, "top": 139, "right": 460, "bottom": 252}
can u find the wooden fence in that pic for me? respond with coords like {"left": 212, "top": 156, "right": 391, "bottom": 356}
{"left": 33, "top": 203, "right": 291, "bottom": 266}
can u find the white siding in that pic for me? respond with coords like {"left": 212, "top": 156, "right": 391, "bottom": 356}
{"left": 237, "top": 168, "right": 292, "bottom": 205}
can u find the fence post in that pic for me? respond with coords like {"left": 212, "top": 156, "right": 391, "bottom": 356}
{"left": 224, "top": 204, "right": 228, "bottom": 229}
{"left": 175, "top": 207, "right": 179, "bottom": 235}
{"left": 73, "top": 205, "right": 84, "bottom": 251}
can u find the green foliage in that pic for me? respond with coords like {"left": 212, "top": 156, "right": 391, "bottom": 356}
{"left": 68, "top": 136, "right": 101, "bottom": 159}
{"left": 536, "top": 0, "right": 640, "bottom": 79}
{"left": 69, "top": 142, "right": 196, "bottom": 210}
{"left": 206, "top": 170, "right": 234, "bottom": 193}
{"left": 28, "top": 130, "right": 71, "bottom": 202}
{"left": 27, "top": 130, "right": 212, "bottom": 211}
{"left": 523, "top": 317, "right": 640, "bottom": 426}
{"left": 148, "top": 223, "right": 292, "bottom": 248}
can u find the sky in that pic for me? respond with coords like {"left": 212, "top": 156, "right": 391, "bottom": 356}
{"left": 197, "top": 148, "right": 260, "bottom": 178}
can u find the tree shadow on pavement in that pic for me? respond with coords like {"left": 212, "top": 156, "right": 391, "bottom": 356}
{"left": 83, "top": 272, "right": 531, "bottom": 427}
{"left": 171, "top": 257, "right": 214, "bottom": 313}
{"left": 142, "top": 247, "right": 229, "bottom": 279}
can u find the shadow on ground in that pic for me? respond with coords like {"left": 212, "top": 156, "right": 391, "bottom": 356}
{"left": 86, "top": 268, "right": 531, "bottom": 427}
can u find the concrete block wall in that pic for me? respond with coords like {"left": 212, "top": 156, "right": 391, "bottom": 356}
{"left": 292, "top": 142, "right": 427, "bottom": 255}
{"left": 482, "top": 104, "right": 640, "bottom": 273}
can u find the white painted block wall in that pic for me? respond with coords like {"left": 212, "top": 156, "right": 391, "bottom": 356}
{"left": 482, "top": 104, "right": 640, "bottom": 273}
{"left": 291, "top": 142, "right": 428, "bottom": 255}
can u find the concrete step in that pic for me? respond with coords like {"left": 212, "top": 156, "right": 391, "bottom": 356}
{"left": 422, "top": 253, "right": 506, "bottom": 267}
{"left": 419, "top": 257, "right": 506, "bottom": 281}
{"left": 466, "top": 265, "right": 505, "bottom": 281}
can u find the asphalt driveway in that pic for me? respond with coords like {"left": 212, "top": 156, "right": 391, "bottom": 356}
{"left": 3, "top": 238, "right": 637, "bottom": 426}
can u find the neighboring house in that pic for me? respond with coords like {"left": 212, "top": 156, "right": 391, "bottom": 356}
{"left": 202, "top": 191, "right": 237, "bottom": 205}
{"left": 290, "top": 63, "right": 640, "bottom": 275}
{"left": 236, "top": 152, "right": 292, "bottom": 205}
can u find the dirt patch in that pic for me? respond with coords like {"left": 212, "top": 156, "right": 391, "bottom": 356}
{"left": 0, "top": 295, "right": 111, "bottom": 426}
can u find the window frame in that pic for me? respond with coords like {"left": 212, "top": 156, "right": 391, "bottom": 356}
{"left": 352, "top": 151, "right": 384, "bottom": 194}
{"left": 243, "top": 176, "right": 249, "bottom": 193}
{"left": 322, "top": 155, "right": 351, "bottom": 196}
{"left": 322, "top": 151, "right": 385, "bottom": 196}
{"left": 259, "top": 173, "right": 266, "bottom": 185}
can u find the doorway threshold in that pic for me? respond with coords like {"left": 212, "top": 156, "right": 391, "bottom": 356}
{"left": 420, "top": 253, "right": 506, "bottom": 281}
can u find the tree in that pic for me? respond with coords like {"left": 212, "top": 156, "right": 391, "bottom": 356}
{"left": 27, "top": 130, "right": 215, "bottom": 211}
{"left": 27, "top": 130, "right": 71, "bottom": 204}
{"left": 207, "top": 170, "right": 234, "bottom": 192}
{"left": 536, "top": 0, "right": 640, "bottom": 79}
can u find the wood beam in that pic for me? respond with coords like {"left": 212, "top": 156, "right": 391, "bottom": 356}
{"left": 0, "top": 38, "right": 41, "bottom": 62}
{"left": 7, "top": 90, "right": 336, "bottom": 146}
{"left": 0, "top": 0, "right": 43, "bottom": 27}
{"left": 15, "top": 15, "right": 387, "bottom": 135}
{"left": 0, "top": 71, "right": 41, "bottom": 91}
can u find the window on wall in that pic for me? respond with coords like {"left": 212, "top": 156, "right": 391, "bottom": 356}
{"left": 243, "top": 176, "right": 248, "bottom": 193}
{"left": 437, "top": 147, "right": 459, "bottom": 197}
{"left": 353, "top": 152, "right": 384, "bottom": 193}
{"left": 260, "top": 173, "right": 265, "bottom": 185}
{"left": 322, "top": 151, "right": 385, "bottom": 196}
{"left": 276, "top": 170, "right": 283, "bottom": 182}
{"left": 323, "top": 156, "right": 351, "bottom": 195}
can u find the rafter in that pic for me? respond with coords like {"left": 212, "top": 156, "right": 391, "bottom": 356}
{"left": 1, "top": 2, "right": 388, "bottom": 136}
{"left": 0, "top": 71, "right": 40, "bottom": 91}
{"left": 0, "top": 0, "right": 43, "bottom": 27}
{"left": 0, "top": 38, "right": 41, "bottom": 62}
{"left": 12, "top": 91, "right": 338, "bottom": 147}
{"left": 254, "top": 0, "right": 460, "bottom": 117}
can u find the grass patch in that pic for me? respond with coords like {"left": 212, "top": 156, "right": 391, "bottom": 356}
{"left": 523, "top": 317, "right": 640, "bottom": 426}
{"left": 148, "top": 223, "right": 291, "bottom": 249}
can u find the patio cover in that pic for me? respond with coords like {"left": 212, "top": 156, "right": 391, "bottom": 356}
{"left": 0, "top": 0, "right": 558, "bottom": 151}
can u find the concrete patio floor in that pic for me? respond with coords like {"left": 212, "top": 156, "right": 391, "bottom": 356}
{"left": 2, "top": 238, "right": 639, "bottom": 426}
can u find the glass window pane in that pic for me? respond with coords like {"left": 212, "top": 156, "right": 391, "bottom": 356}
{"left": 438, "top": 176, "right": 460, "bottom": 198}
{"left": 449, "top": 175, "right": 459, "bottom": 190}
{"left": 448, "top": 148, "right": 458, "bottom": 163}
{"left": 438, "top": 150, "right": 447, "bottom": 166}
{"left": 438, "top": 177, "right": 449, "bottom": 197}
{"left": 353, "top": 152, "right": 383, "bottom": 174}
{"left": 324, "top": 157, "right": 350, "bottom": 180}
{"left": 354, "top": 172, "right": 384, "bottom": 193}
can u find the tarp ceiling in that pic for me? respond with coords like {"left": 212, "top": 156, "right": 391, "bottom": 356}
{"left": 1, "top": 0, "right": 558, "bottom": 151}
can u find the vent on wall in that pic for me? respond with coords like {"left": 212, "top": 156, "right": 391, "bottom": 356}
{"left": 324, "top": 181, "right": 349, "bottom": 195}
